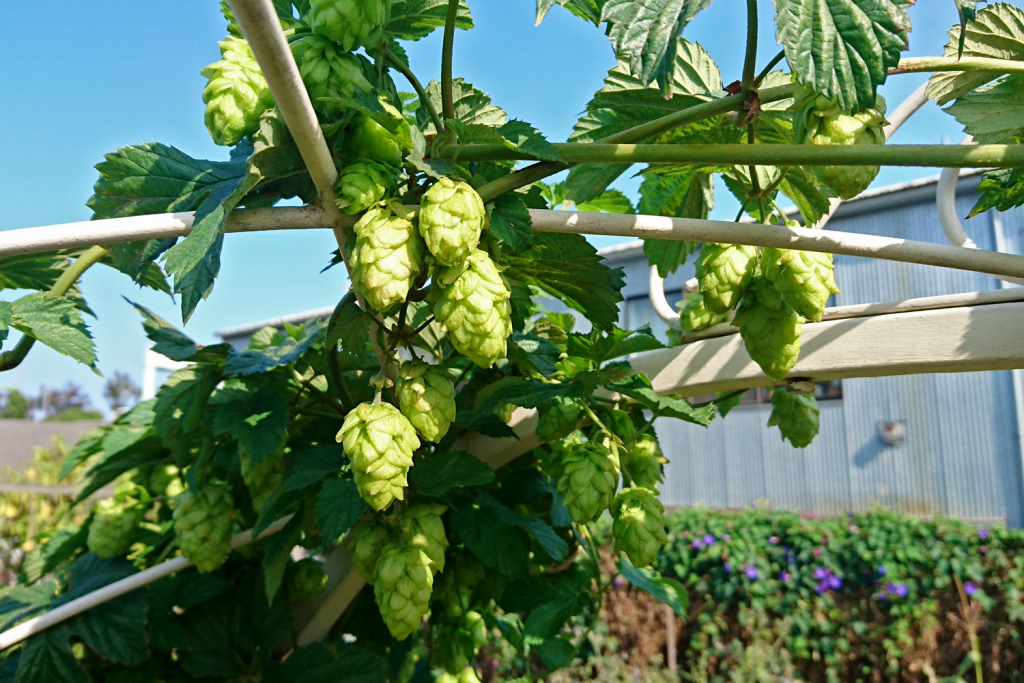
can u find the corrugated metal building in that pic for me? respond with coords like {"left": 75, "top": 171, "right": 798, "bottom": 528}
{"left": 208, "top": 173, "right": 1024, "bottom": 527}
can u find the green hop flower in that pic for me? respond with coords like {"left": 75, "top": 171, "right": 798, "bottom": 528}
{"left": 803, "top": 95, "right": 888, "bottom": 200}
{"left": 291, "top": 35, "right": 373, "bottom": 113}
{"left": 335, "top": 159, "right": 398, "bottom": 216}
{"left": 696, "top": 243, "right": 759, "bottom": 315}
{"left": 240, "top": 449, "right": 287, "bottom": 512}
{"left": 767, "top": 388, "right": 820, "bottom": 448}
{"left": 398, "top": 360, "right": 456, "bottom": 443}
{"left": 287, "top": 558, "right": 328, "bottom": 600}
{"left": 677, "top": 291, "right": 729, "bottom": 332}
{"left": 173, "top": 483, "right": 235, "bottom": 573}
{"left": 374, "top": 544, "right": 434, "bottom": 640}
{"left": 734, "top": 277, "right": 802, "bottom": 380}
{"left": 307, "top": 0, "right": 389, "bottom": 52}
{"left": 201, "top": 37, "right": 274, "bottom": 146}
{"left": 434, "top": 553, "right": 486, "bottom": 619}
{"left": 350, "top": 516, "right": 395, "bottom": 582}
{"left": 459, "top": 668, "right": 483, "bottom": 683}
{"left": 434, "top": 250, "right": 513, "bottom": 368}
{"left": 399, "top": 503, "right": 448, "bottom": 575}
{"left": 611, "top": 487, "right": 668, "bottom": 568}
{"left": 545, "top": 430, "right": 585, "bottom": 484}
{"left": 418, "top": 178, "right": 487, "bottom": 266}
{"left": 338, "top": 401, "right": 420, "bottom": 511}
{"left": 344, "top": 99, "right": 411, "bottom": 165}
{"left": 149, "top": 464, "right": 184, "bottom": 500}
{"left": 556, "top": 441, "right": 620, "bottom": 524}
{"left": 87, "top": 483, "right": 145, "bottom": 559}
{"left": 536, "top": 396, "right": 582, "bottom": 443}
{"left": 465, "top": 610, "right": 488, "bottom": 647}
{"left": 625, "top": 434, "right": 667, "bottom": 492}
{"left": 763, "top": 243, "right": 840, "bottom": 323}
{"left": 350, "top": 201, "right": 425, "bottom": 313}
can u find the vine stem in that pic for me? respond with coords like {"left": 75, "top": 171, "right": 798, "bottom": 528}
{"left": 741, "top": 0, "right": 758, "bottom": 92}
{"left": 441, "top": 0, "right": 460, "bottom": 135}
{"left": 384, "top": 46, "right": 444, "bottom": 136}
{"left": 754, "top": 49, "right": 786, "bottom": 87}
{"left": 891, "top": 55, "right": 1024, "bottom": 76}
{"left": 0, "top": 245, "right": 108, "bottom": 372}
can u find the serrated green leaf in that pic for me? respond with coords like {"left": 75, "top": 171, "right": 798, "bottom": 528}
{"left": 0, "top": 253, "right": 67, "bottom": 293}
{"left": 488, "top": 193, "right": 536, "bottom": 253}
{"left": 607, "top": 373, "right": 716, "bottom": 425}
{"left": 126, "top": 299, "right": 202, "bottom": 361}
{"left": 416, "top": 79, "right": 506, "bottom": 136}
{"left": 154, "top": 366, "right": 221, "bottom": 458}
{"left": 0, "top": 303, "right": 10, "bottom": 347}
{"left": 637, "top": 170, "right": 711, "bottom": 276}
{"left": 262, "top": 514, "right": 304, "bottom": 604}
{"left": 18, "top": 526, "right": 88, "bottom": 586}
{"left": 504, "top": 233, "right": 625, "bottom": 331}
{"left": 507, "top": 332, "right": 562, "bottom": 376}
{"left": 575, "top": 189, "right": 636, "bottom": 214}
{"left": 225, "top": 320, "right": 326, "bottom": 375}
{"left": 969, "top": 167, "right": 1024, "bottom": 216}
{"left": 779, "top": 166, "right": 835, "bottom": 226}
{"left": 316, "top": 478, "right": 369, "bottom": 545}
{"left": 617, "top": 555, "right": 689, "bottom": 616}
{"left": 68, "top": 591, "right": 149, "bottom": 666}
{"left": 0, "top": 583, "right": 53, "bottom": 633}
{"left": 498, "top": 120, "right": 565, "bottom": 163}
{"left": 263, "top": 642, "right": 388, "bottom": 683}
{"left": 563, "top": 162, "right": 633, "bottom": 205}
{"left": 568, "top": 325, "right": 665, "bottom": 364}
{"left": 775, "top": 0, "right": 911, "bottom": 113}
{"left": 928, "top": 3, "right": 1024, "bottom": 105}
{"left": 600, "top": 0, "right": 714, "bottom": 92}
{"left": 477, "top": 492, "right": 569, "bottom": 562}
{"left": 409, "top": 451, "right": 495, "bottom": 497}
{"left": 211, "top": 384, "right": 290, "bottom": 464}
{"left": 536, "top": 0, "right": 604, "bottom": 25}
{"left": 243, "top": 108, "right": 316, "bottom": 208}
{"left": 955, "top": 0, "right": 979, "bottom": 57}
{"left": 449, "top": 498, "right": 529, "bottom": 576}
{"left": 536, "top": 635, "right": 576, "bottom": 669}
{"left": 945, "top": 75, "right": 1024, "bottom": 143}
{"left": 387, "top": 0, "right": 473, "bottom": 41}
{"left": 326, "top": 293, "right": 373, "bottom": 356}
{"left": 7, "top": 293, "right": 96, "bottom": 369}
{"left": 14, "top": 626, "right": 88, "bottom": 683}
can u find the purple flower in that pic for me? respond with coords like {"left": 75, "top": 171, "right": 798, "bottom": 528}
{"left": 613, "top": 576, "right": 625, "bottom": 588}
{"left": 692, "top": 539, "right": 704, "bottom": 550}
{"left": 978, "top": 528, "right": 990, "bottom": 540}
{"left": 723, "top": 562, "right": 732, "bottom": 574}
{"left": 877, "top": 592, "right": 889, "bottom": 601}
{"left": 813, "top": 548, "right": 822, "bottom": 557}
{"left": 894, "top": 583, "right": 909, "bottom": 597}
{"left": 878, "top": 565, "right": 887, "bottom": 576}
{"left": 745, "top": 566, "right": 760, "bottom": 580}
{"left": 847, "top": 511, "right": 855, "bottom": 519}
{"left": 848, "top": 525, "right": 859, "bottom": 533}
{"left": 964, "top": 581, "right": 979, "bottom": 597}
{"left": 813, "top": 567, "right": 828, "bottom": 580}
{"left": 703, "top": 534, "right": 716, "bottom": 546}
{"left": 780, "top": 571, "right": 791, "bottom": 582}
{"left": 815, "top": 582, "right": 827, "bottom": 595}
{"left": 768, "top": 536, "right": 779, "bottom": 545}
{"left": 826, "top": 575, "right": 843, "bottom": 591}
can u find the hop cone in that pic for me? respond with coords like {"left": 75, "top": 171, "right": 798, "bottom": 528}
{"left": 678, "top": 292, "right": 729, "bottom": 332}
{"left": 437, "top": 670, "right": 483, "bottom": 683}
{"left": 556, "top": 441, "right": 620, "bottom": 524}
{"left": 344, "top": 100, "right": 411, "bottom": 165}
{"left": 201, "top": 37, "right": 274, "bottom": 146}
{"left": 287, "top": 558, "right": 328, "bottom": 600}
{"left": 400, "top": 503, "right": 448, "bottom": 575}
{"left": 240, "top": 449, "right": 287, "bottom": 512}
{"left": 434, "top": 554, "right": 486, "bottom": 619}
{"left": 696, "top": 244, "right": 759, "bottom": 315}
{"left": 173, "top": 484, "right": 235, "bottom": 573}
{"left": 292, "top": 35, "right": 372, "bottom": 112}
{"left": 545, "top": 430, "right": 585, "bottom": 484}
{"left": 625, "top": 434, "right": 667, "bottom": 491}
{"left": 336, "top": 160, "right": 397, "bottom": 216}
{"left": 611, "top": 487, "right": 668, "bottom": 568}
{"left": 350, "top": 202, "right": 425, "bottom": 313}
{"left": 350, "top": 516, "right": 394, "bottom": 582}
{"left": 375, "top": 544, "right": 434, "bottom": 640}
{"left": 398, "top": 360, "right": 456, "bottom": 443}
{"left": 763, "top": 245, "right": 839, "bottom": 323}
{"left": 419, "top": 178, "right": 487, "bottom": 266}
{"left": 87, "top": 483, "right": 144, "bottom": 559}
{"left": 806, "top": 96, "right": 887, "bottom": 200}
{"left": 536, "top": 396, "right": 582, "bottom": 442}
{"left": 338, "top": 402, "right": 419, "bottom": 511}
{"left": 734, "top": 277, "right": 802, "bottom": 380}
{"left": 149, "top": 465, "right": 184, "bottom": 500}
{"left": 768, "top": 388, "right": 821, "bottom": 448}
{"left": 307, "top": 0, "right": 389, "bottom": 51}
{"left": 434, "top": 250, "right": 513, "bottom": 368}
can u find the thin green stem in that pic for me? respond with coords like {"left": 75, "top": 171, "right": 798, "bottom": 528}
{"left": 891, "top": 56, "right": 1024, "bottom": 76}
{"left": 741, "top": 0, "right": 758, "bottom": 92}
{"left": 0, "top": 245, "right": 108, "bottom": 373}
{"left": 746, "top": 124, "right": 766, "bottom": 221}
{"left": 441, "top": 0, "right": 460, "bottom": 132}
{"left": 384, "top": 47, "right": 445, "bottom": 136}
{"left": 754, "top": 49, "right": 786, "bottom": 87}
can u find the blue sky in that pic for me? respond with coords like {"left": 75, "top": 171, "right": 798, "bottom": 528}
{"left": 0, "top": 1, "right": 977, "bottom": 411}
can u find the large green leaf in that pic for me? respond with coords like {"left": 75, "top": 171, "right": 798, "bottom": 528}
{"left": 447, "top": 119, "right": 565, "bottom": 163}
{"left": 617, "top": 555, "right": 689, "bottom": 617}
{"left": 449, "top": 498, "right": 529, "bottom": 576}
{"left": 969, "top": 167, "right": 1024, "bottom": 217}
{"left": 536, "top": 0, "right": 605, "bottom": 25}
{"left": 775, "top": 0, "right": 912, "bottom": 113}
{"left": 415, "top": 79, "right": 506, "bottom": 136}
{"left": 607, "top": 373, "right": 716, "bottom": 425}
{"left": 638, "top": 170, "right": 712, "bottom": 276}
{"left": 316, "top": 478, "right": 369, "bottom": 548}
{"left": 224, "top": 320, "right": 326, "bottom": 375}
{"left": 14, "top": 626, "right": 87, "bottom": 683}
{"left": 955, "top": 0, "right": 979, "bottom": 56}
{"left": 263, "top": 642, "right": 388, "bottom": 683}
{"left": 154, "top": 366, "right": 221, "bottom": 458}
{"left": 504, "top": 233, "right": 625, "bottom": 331}
{"left": 0, "top": 253, "right": 67, "bottom": 293}
{"left": 409, "top": 451, "right": 495, "bottom": 497}
{"left": 387, "top": 0, "right": 473, "bottom": 42}
{"left": 211, "top": 383, "right": 290, "bottom": 464}
{"left": 6, "top": 294, "right": 96, "bottom": 369}
{"left": 945, "top": 76, "right": 1024, "bottom": 143}
{"left": 600, "top": 0, "right": 715, "bottom": 94}
{"left": 488, "top": 192, "right": 536, "bottom": 254}
{"left": 927, "top": 3, "right": 1024, "bottom": 105}
{"left": 127, "top": 299, "right": 202, "bottom": 361}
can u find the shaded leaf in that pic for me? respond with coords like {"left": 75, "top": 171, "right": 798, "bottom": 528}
{"left": 567, "top": 325, "right": 664, "bottom": 364}
{"left": 225, "top": 320, "right": 326, "bottom": 375}
{"left": 211, "top": 384, "right": 290, "bottom": 464}
{"left": 316, "top": 478, "right": 369, "bottom": 546}
{"left": 127, "top": 299, "right": 202, "bottom": 361}
{"left": 607, "top": 373, "right": 716, "bottom": 425}
{"left": 488, "top": 193, "right": 536, "bottom": 254}
{"left": 970, "top": 167, "right": 1024, "bottom": 216}
{"left": 262, "top": 514, "right": 304, "bottom": 604}
{"left": 449, "top": 499, "right": 529, "bottom": 576}
{"left": 575, "top": 190, "right": 636, "bottom": 214}
{"left": 409, "top": 451, "right": 495, "bottom": 497}
{"left": 14, "top": 626, "right": 87, "bottom": 683}
{"left": 387, "top": 0, "right": 473, "bottom": 42}
{"left": 416, "top": 79, "right": 506, "bottom": 136}
{"left": 617, "top": 555, "right": 689, "bottom": 616}
{"left": 507, "top": 333, "right": 561, "bottom": 376}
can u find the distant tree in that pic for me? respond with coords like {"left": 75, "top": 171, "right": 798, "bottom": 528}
{"left": 103, "top": 371, "right": 141, "bottom": 412}
{"left": 32, "top": 383, "right": 102, "bottom": 421}
{"left": 0, "top": 389, "right": 29, "bottom": 419}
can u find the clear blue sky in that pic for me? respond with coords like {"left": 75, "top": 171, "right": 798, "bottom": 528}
{"left": 0, "top": 1, "right": 975, "bottom": 411}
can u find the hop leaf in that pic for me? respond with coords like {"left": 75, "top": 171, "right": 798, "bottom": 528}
{"left": 556, "top": 441, "right": 620, "bottom": 524}
{"left": 307, "top": 0, "right": 390, "bottom": 52}
{"left": 350, "top": 516, "right": 395, "bottom": 582}
{"left": 763, "top": 244, "right": 839, "bottom": 323}
{"left": 677, "top": 291, "right": 729, "bottom": 332}
{"left": 419, "top": 178, "right": 487, "bottom": 266}
{"left": 536, "top": 396, "right": 583, "bottom": 442}
{"left": 695, "top": 244, "right": 759, "bottom": 315}
{"left": 800, "top": 94, "right": 888, "bottom": 200}
{"left": 201, "top": 37, "right": 275, "bottom": 146}
{"left": 338, "top": 402, "right": 420, "bottom": 511}
{"left": 335, "top": 160, "right": 398, "bottom": 215}
{"left": 398, "top": 360, "right": 457, "bottom": 443}
{"left": 612, "top": 487, "right": 668, "bottom": 568}
{"left": 435, "top": 250, "right": 513, "bottom": 368}
{"left": 173, "top": 483, "right": 235, "bottom": 573}
{"left": 350, "top": 202, "right": 426, "bottom": 313}
{"left": 87, "top": 483, "right": 145, "bottom": 559}
{"left": 344, "top": 100, "right": 412, "bottom": 165}
{"left": 287, "top": 558, "right": 328, "bottom": 600}
{"left": 768, "top": 388, "right": 820, "bottom": 448}
{"left": 399, "top": 503, "right": 449, "bottom": 575}
{"left": 375, "top": 544, "right": 434, "bottom": 640}
{"left": 624, "top": 434, "right": 667, "bottom": 492}
{"left": 291, "top": 35, "right": 373, "bottom": 113}
{"left": 240, "top": 449, "right": 287, "bottom": 512}
{"left": 734, "top": 277, "right": 802, "bottom": 380}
